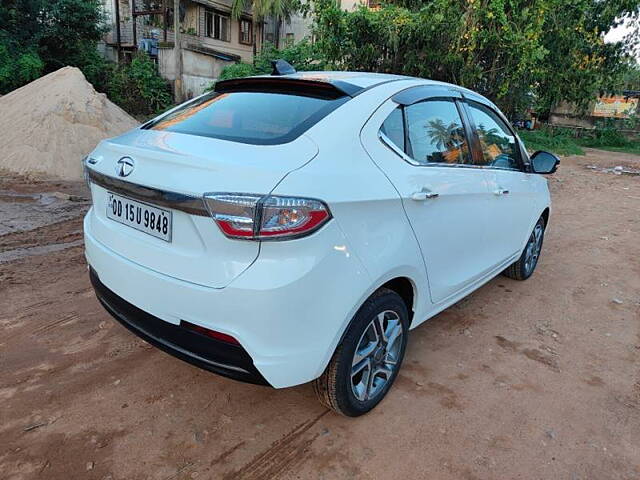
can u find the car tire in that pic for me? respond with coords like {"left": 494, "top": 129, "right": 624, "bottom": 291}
{"left": 503, "top": 216, "right": 546, "bottom": 281}
{"left": 313, "top": 288, "right": 409, "bottom": 417}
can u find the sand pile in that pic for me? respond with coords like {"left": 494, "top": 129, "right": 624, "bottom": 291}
{"left": 0, "top": 67, "right": 139, "bottom": 180}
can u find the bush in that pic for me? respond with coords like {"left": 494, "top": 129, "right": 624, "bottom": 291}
{"left": 106, "top": 52, "right": 173, "bottom": 116}
{"left": 519, "top": 122, "right": 640, "bottom": 156}
{"left": 0, "top": 43, "right": 44, "bottom": 94}
{"left": 214, "top": 40, "right": 327, "bottom": 85}
{"left": 66, "top": 42, "right": 111, "bottom": 93}
{"left": 253, "top": 40, "right": 327, "bottom": 73}
{"left": 518, "top": 127, "right": 585, "bottom": 156}
{"left": 580, "top": 119, "right": 630, "bottom": 148}
{"left": 218, "top": 62, "right": 257, "bottom": 81}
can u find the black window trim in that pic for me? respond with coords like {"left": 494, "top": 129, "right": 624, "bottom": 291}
{"left": 402, "top": 105, "right": 412, "bottom": 158}
{"left": 460, "top": 98, "right": 527, "bottom": 172}
{"left": 392, "top": 85, "right": 462, "bottom": 105}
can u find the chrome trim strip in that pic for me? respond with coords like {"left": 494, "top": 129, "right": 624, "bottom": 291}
{"left": 87, "top": 168, "right": 209, "bottom": 217}
{"left": 379, "top": 131, "right": 419, "bottom": 165}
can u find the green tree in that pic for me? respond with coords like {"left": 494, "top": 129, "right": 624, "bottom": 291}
{"left": 0, "top": 43, "right": 44, "bottom": 92}
{"left": 37, "top": 0, "right": 107, "bottom": 71}
{"left": 0, "top": 0, "right": 106, "bottom": 94}
{"left": 215, "top": 39, "right": 326, "bottom": 82}
{"left": 535, "top": 0, "right": 640, "bottom": 117}
{"left": 311, "top": 0, "right": 640, "bottom": 117}
{"left": 107, "top": 52, "right": 173, "bottom": 116}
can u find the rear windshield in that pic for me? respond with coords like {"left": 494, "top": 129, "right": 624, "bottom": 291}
{"left": 144, "top": 90, "right": 349, "bottom": 145}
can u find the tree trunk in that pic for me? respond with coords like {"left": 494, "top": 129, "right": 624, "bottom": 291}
{"left": 275, "top": 16, "right": 281, "bottom": 49}
{"left": 253, "top": 19, "right": 258, "bottom": 60}
{"left": 174, "top": 0, "right": 183, "bottom": 102}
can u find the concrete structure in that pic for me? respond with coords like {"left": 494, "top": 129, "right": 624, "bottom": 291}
{"left": 550, "top": 94, "right": 640, "bottom": 132}
{"left": 99, "top": 0, "right": 373, "bottom": 97}
{"left": 263, "top": 15, "right": 312, "bottom": 47}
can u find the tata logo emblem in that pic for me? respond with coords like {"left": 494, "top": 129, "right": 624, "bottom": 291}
{"left": 116, "top": 157, "right": 135, "bottom": 177}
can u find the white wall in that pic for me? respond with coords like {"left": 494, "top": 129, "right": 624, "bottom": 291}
{"left": 158, "top": 47, "right": 232, "bottom": 98}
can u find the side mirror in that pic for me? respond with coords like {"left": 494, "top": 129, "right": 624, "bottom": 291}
{"left": 530, "top": 150, "right": 560, "bottom": 174}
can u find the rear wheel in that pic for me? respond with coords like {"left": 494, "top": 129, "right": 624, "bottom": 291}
{"left": 503, "top": 216, "right": 546, "bottom": 281}
{"left": 313, "top": 288, "right": 409, "bottom": 417}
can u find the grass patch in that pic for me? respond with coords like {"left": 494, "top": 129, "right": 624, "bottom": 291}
{"left": 575, "top": 127, "right": 640, "bottom": 155}
{"left": 518, "top": 128, "right": 584, "bottom": 156}
{"left": 574, "top": 143, "right": 640, "bottom": 155}
{"left": 519, "top": 125, "right": 640, "bottom": 157}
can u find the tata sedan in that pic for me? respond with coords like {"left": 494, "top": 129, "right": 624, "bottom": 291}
{"left": 84, "top": 66, "right": 559, "bottom": 416}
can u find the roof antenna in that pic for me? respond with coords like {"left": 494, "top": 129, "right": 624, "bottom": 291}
{"left": 271, "top": 59, "right": 296, "bottom": 76}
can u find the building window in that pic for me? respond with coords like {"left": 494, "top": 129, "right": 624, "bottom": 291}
{"left": 285, "top": 33, "right": 294, "bottom": 46}
{"left": 205, "top": 9, "right": 230, "bottom": 42}
{"left": 239, "top": 18, "right": 252, "bottom": 45}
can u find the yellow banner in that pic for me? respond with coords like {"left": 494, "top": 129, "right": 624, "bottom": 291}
{"left": 592, "top": 96, "right": 638, "bottom": 118}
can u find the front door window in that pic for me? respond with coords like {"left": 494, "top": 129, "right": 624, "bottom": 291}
{"left": 466, "top": 101, "right": 521, "bottom": 170}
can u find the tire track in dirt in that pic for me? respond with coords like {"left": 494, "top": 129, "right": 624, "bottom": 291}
{"left": 223, "top": 410, "right": 329, "bottom": 480}
{"left": 0, "top": 217, "right": 84, "bottom": 252}
{"left": 34, "top": 312, "right": 80, "bottom": 334}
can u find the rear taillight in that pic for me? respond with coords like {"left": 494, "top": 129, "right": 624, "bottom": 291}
{"left": 203, "top": 193, "right": 331, "bottom": 241}
{"left": 181, "top": 320, "right": 240, "bottom": 345}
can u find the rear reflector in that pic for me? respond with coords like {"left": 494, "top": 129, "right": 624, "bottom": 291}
{"left": 203, "top": 193, "right": 331, "bottom": 241}
{"left": 181, "top": 320, "right": 240, "bottom": 345}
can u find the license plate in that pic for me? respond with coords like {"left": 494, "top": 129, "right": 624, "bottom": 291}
{"left": 106, "top": 192, "right": 172, "bottom": 242}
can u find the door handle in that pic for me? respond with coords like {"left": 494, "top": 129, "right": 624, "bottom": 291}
{"left": 411, "top": 191, "right": 439, "bottom": 201}
{"left": 493, "top": 188, "right": 510, "bottom": 196}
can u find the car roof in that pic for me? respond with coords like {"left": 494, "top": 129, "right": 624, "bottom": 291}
{"left": 265, "top": 71, "right": 490, "bottom": 102}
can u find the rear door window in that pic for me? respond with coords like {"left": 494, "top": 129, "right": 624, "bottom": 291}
{"left": 145, "top": 89, "right": 349, "bottom": 145}
{"left": 405, "top": 99, "right": 470, "bottom": 165}
{"left": 380, "top": 107, "right": 405, "bottom": 151}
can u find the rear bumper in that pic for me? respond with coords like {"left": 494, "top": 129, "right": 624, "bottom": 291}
{"left": 90, "top": 267, "right": 269, "bottom": 385}
{"left": 84, "top": 207, "right": 371, "bottom": 388}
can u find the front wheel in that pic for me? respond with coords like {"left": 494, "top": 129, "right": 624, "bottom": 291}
{"left": 503, "top": 216, "right": 546, "bottom": 281}
{"left": 313, "top": 288, "right": 409, "bottom": 417}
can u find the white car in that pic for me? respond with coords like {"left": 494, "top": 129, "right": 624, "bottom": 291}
{"left": 84, "top": 64, "right": 559, "bottom": 416}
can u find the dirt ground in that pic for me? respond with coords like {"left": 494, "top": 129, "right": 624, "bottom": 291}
{"left": 1, "top": 149, "right": 639, "bottom": 480}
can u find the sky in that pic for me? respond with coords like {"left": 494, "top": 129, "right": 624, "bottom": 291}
{"left": 605, "top": 17, "right": 639, "bottom": 60}
{"left": 605, "top": 21, "right": 630, "bottom": 43}
{"left": 604, "top": 17, "right": 640, "bottom": 44}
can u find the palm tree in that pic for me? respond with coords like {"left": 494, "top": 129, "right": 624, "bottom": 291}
{"left": 425, "top": 118, "right": 459, "bottom": 150}
{"left": 425, "top": 119, "right": 467, "bottom": 163}
{"left": 231, "top": 0, "right": 299, "bottom": 55}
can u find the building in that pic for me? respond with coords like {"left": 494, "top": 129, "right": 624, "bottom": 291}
{"left": 99, "top": 0, "right": 372, "bottom": 98}
{"left": 262, "top": 15, "right": 311, "bottom": 48}
{"left": 262, "top": 0, "right": 371, "bottom": 46}
{"left": 101, "top": 0, "right": 261, "bottom": 97}
{"left": 549, "top": 93, "right": 640, "bottom": 130}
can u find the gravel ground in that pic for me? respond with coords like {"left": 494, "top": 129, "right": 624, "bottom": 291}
{"left": 1, "top": 149, "right": 639, "bottom": 480}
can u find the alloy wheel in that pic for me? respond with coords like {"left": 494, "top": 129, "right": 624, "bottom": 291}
{"left": 351, "top": 310, "right": 404, "bottom": 402}
{"left": 524, "top": 222, "right": 544, "bottom": 275}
